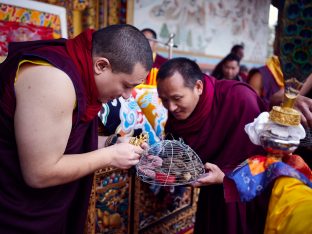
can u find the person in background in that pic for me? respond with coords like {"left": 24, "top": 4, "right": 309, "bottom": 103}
{"left": 0, "top": 24, "right": 152, "bottom": 233}
{"left": 156, "top": 57, "right": 268, "bottom": 234}
{"left": 211, "top": 44, "right": 245, "bottom": 81}
{"left": 230, "top": 44, "right": 245, "bottom": 61}
{"left": 231, "top": 44, "right": 248, "bottom": 80}
{"left": 211, "top": 53, "right": 243, "bottom": 81}
{"left": 247, "top": 55, "right": 284, "bottom": 110}
{"left": 141, "top": 28, "right": 168, "bottom": 85}
{"left": 239, "top": 64, "right": 249, "bottom": 82}
{"left": 247, "top": 22, "right": 285, "bottom": 110}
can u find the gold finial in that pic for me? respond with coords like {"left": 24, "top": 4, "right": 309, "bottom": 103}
{"left": 269, "top": 78, "right": 302, "bottom": 126}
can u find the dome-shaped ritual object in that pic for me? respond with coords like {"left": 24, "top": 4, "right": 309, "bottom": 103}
{"left": 136, "top": 140, "right": 205, "bottom": 186}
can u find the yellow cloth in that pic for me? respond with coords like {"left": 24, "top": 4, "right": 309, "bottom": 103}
{"left": 136, "top": 84, "right": 158, "bottom": 89}
{"left": 149, "top": 67, "right": 159, "bottom": 86}
{"left": 265, "top": 56, "right": 284, "bottom": 88}
{"left": 264, "top": 177, "right": 312, "bottom": 234}
{"left": 14, "top": 59, "right": 77, "bottom": 108}
{"left": 15, "top": 59, "right": 51, "bottom": 84}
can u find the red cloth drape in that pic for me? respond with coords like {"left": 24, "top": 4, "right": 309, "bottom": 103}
{"left": 66, "top": 29, "right": 102, "bottom": 122}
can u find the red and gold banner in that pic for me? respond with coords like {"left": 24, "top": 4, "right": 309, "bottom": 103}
{"left": 0, "top": 2, "right": 61, "bottom": 56}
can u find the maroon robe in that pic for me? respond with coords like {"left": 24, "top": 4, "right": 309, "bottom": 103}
{"left": 153, "top": 53, "right": 168, "bottom": 69}
{"left": 0, "top": 35, "right": 98, "bottom": 233}
{"left": 258, "top": 65, "right": 280, "bottom": 109}
{"left": 165, "top": 75, "right": 268, "bottom": 234}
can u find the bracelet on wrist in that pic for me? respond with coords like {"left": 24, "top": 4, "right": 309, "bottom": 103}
{"left": 104, "top": 134, "right": 120, "bottom": 147}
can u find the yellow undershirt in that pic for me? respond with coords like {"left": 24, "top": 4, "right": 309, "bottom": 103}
{"left": 15, "top": 59, "right": 77, "bottom": 108}
{"left": 15, "top": 59, "right": 51, "bottom": 84}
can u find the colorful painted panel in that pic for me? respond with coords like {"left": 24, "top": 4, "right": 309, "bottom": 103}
{"left": 0, "top": 20, "right": 54, "bottom": 55}
{"left": 0, "top": 3, "right": 62, "bottom": 37}
{"left": 0, "top": 2, "right": 61, "bottom": 56}
{"left": 133, "top": 86, "right": 167, "bottom": 140}
{"left": 94, "top": 169, "right": 131, "bottom": 234}
{"left": 138, "top": 183, "right": 194, "bottom": 231}
{"left": 88, "top": 170, "right": 197, "bottom": 234}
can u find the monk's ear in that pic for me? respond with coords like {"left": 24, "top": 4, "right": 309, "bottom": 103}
{"left": 195, "top": 80, "right": 203, "bottom": 95}
{"left": 94, "top": 57, "right": 111, "bottom": 75}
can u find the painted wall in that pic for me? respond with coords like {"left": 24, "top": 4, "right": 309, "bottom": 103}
{"left": 133, "top": 0, "right": 271, "bottom": 66}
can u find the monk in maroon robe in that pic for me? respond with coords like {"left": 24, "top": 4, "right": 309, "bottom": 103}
{"left": 157, "top": 58, "right": 269, "bottom": 234}
{"left": 0, "top": 25, "right": 152, "bottom": 233}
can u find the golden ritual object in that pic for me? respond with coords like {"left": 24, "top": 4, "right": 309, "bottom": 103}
{"left": 261, "top": 78, "right": 305, "bottom": 159}
{"left": 269, "top": 78, "right": 302, "bottom": 126}
{"left": 129, "top": 133, "right": 149, "bottom": 146}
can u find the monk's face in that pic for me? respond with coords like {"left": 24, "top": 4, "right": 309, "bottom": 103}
{"left": 94, "top": 59, "right": 147, "bottom": 103}
{"left": 157, "top": 72, "right": 203, "bottom": 120}
{"left": 222, "top": 60, "right": 239, "bottom": 80}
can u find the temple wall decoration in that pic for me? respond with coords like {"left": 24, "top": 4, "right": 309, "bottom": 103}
{"left": 131, "top": 0, "right": 271, "bottom": 65}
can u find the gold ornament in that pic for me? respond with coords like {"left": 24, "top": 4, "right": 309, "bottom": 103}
{"left": 269, "top": 106, "right": 301, "bottom": 126}
{"left": 269, "top": 78, "right": 302, "bottom": 126}
{"left": 129, "top": 133, "right": 149, "bottom": 146}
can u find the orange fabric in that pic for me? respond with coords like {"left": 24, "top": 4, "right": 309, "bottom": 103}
{"left": 145, "top": 67, "right": 159, "bottom": 86}
{"left": 247, "top": 155, "right": 279, "bottom": 176}
{"left": 265, "top": 56, "right": 284, "bottom": 88}
{"left": 283, "top": 154, "right": 312, "bottom": 181}
{"left": 247, "top": 154, "right": 312, "bottom": 181}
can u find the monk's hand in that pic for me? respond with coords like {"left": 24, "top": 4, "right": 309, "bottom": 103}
{"left": 109, "top": 143, "right": 143, "bottom": 169}
{"left": 295, "top": 95, "right": 312, "bottom": 129}
{"left": 192, "top": 163, "right": 225, "bottom": 187}
{"left": 139, "top": 142, "right": 149, "bottom": 152}
{"left": 116, "top": 136, "right": 130, "bottom": 144}
{"left": 117, "top": 136, "right": 149, "bottom": 152}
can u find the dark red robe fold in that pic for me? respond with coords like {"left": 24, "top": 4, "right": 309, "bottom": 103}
{"left": 0, "top": 32, "right": 99, "bottom": 233}
{"left": 165, "top": 75, "right": 268, "bottom": 234}
{"left": 153, "top": 53, "right": 168, "bottom": 69}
